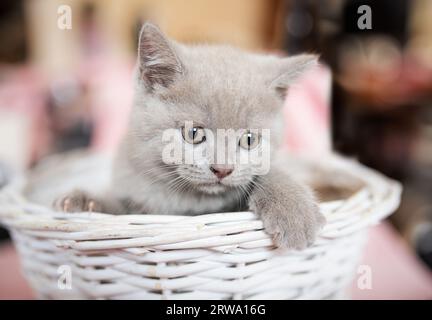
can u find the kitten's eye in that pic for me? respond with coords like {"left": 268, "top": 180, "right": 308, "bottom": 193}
{"left": 239, "top": 131, "right": 260, "bottom": 150}
{"left": 181, "top": 126, "right": 206, "bottom": 144}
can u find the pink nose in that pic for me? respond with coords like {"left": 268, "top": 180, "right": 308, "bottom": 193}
{"left": 210, "top": 165, "right": 234, "bottom": 180}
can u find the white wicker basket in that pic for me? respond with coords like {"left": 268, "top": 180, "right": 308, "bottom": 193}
{"left": 0, "top": 154, "right": 401, "bottom": 300}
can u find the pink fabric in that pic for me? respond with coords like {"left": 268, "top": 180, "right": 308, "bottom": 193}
{"left": 0, "top": 66, "right": 51, "bottom": 164}
{"left": 284, "top": 65, "right": 332, "bottom": 156}
{"left": 351, "top": 223, "right": 432, "bottom": 299}
{"left": 77, "top": 58, "right": 133, "bottom": 154}
{"left": 0, "top": 244, "right": 33, "bottom": 299}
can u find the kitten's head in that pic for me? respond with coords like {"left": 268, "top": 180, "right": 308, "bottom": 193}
{"left": 128, "top": 23, "right": 317, "bottom": 194}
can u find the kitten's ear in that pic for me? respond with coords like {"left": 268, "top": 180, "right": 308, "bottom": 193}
{"left": 269, "top": 54, "right": 318, "bottom": 99}
{"left": 138, "top": 23, "right": 182, "bottom": 90}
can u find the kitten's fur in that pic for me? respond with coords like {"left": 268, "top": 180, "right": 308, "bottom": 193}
{"left": 54, "top": 23, "right": 326, "bottom": 249}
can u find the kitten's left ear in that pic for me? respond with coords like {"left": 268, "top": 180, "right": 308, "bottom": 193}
{"left": 269, "top": 54, "right": 318, "bottom": 99}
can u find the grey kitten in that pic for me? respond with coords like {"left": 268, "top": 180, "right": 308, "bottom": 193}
{"left": 54, "top": 23, "right": 326, "bottom": 249}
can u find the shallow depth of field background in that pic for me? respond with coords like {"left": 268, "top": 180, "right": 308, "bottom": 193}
{"left": 0, "top": 0, "right": 431, "bottom": 299}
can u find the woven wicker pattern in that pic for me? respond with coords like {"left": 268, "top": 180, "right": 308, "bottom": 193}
{"left": 0, "top": 155, "right": 401, "bottom": 299}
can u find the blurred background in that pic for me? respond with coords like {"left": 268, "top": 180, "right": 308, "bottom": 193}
{"left": 0, "top": 0, "right": 432, "bottom": 299}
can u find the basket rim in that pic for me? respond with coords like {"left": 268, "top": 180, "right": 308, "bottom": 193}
{"left": 0, "top": 154, "right": 402, "bottom": 250}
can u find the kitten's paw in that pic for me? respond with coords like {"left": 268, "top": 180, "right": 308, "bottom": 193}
{"left": 53, "top": 190, "right": 102, "bottom": 213}
{"left": 252, "top": 198, "right": 326, "bottom": 250}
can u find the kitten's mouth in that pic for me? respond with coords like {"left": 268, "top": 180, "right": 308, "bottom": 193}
{"left": 188, "top": 179, "right": 232, "bottom": 194}
{"left": 177, "top": 171, "right": 244, "bottom": 194}
{"left": 196, "top": 181, "right": 223, "bottom": 187}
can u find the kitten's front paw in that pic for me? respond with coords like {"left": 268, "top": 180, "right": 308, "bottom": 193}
{"left": 251, "top": 197, "right": 326, "bottom": 250}
{"left": 53, "top": 189, "right": 102, "bottom": 213}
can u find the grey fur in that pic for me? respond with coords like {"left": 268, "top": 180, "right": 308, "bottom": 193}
{"left": 54, "top": 23, "right": 325, "bottom": 249}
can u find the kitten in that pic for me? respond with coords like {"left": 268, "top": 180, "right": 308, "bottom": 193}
{"left": 54, "top": 23, "right": 326, "bottom": 249}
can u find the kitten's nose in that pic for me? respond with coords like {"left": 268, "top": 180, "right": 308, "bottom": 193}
{"left": 210, "top": 165, "right": 234, "bottom": 180}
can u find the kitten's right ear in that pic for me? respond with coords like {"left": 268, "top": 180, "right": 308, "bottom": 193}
{"left": 138, "top": 23, "right": 182, "bottom": 90}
